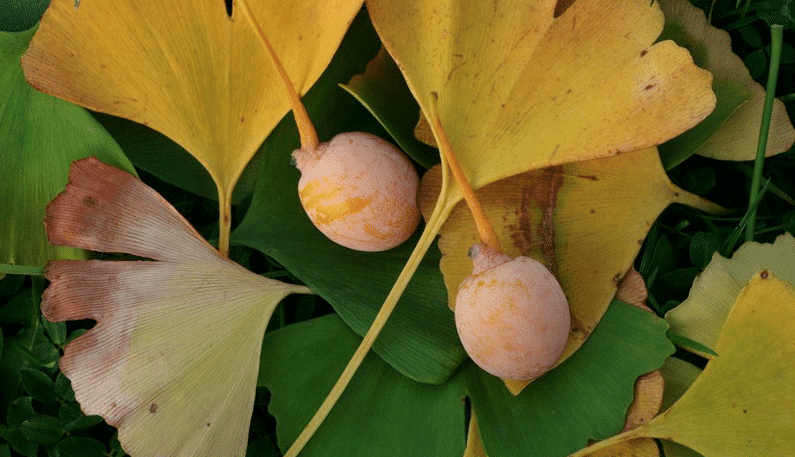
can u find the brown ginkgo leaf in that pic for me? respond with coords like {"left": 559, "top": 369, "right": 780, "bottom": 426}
{"left": 42, "top": 157, "right": 312, "bottom": 457}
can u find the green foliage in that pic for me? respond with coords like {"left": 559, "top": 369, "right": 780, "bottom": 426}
{"left": 261, "top": 301, "right": 673, "bottom": 457}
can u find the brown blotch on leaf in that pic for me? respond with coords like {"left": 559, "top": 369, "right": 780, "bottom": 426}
{"left": 83, "top": 196, "right": 98, "bottom": 207}
{"left": 761, "top": 269, "right": 769, "bottom": 279}
{"left": 149, "top": 403, "right": 157, "bottom": 413}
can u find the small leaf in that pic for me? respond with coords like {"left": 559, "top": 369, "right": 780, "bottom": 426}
{"left": 18, "top": 367, "right": 57, "bottom": 404}
{"left": 41, "top": 318, "right": 66, "bottom": 347}
{"left": 54, "top": 372, "right": 74, "bottom": 401}
{"left": 6, "top": 427, "right": 37, "bottom": 457}
{"left": 689, "top": 232, "right": 720, "bottom": 270}
{"left": 55, "top": 436, "right": 107, "bottom": 457}
{"left": 738, "top": 25, "right": 763, "bottom": 48}
{"left": 64, "top": 413, "right": 103, "bottom": 432}
{"left": 744, "top": 49, "right": 768, "bottom": 80}
{"left": 7, "top": 397, "right": 35, "bottom": 427}
{"left": 19, "top": 414, "right": 66, "bottom": 445}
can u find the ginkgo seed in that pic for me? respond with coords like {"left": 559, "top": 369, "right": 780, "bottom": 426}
{"left": 455, "top": 244, "right": 571, "bottom": 380}
{"left": 292, "top": 131, "right": 421, "bottom": 252}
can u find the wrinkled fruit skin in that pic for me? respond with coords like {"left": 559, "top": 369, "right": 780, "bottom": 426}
{"left": 455, "top": 244, "right": 571, "bottom": 380}
{"left": 292, "top": 132, "right": 420, "bottom": 252}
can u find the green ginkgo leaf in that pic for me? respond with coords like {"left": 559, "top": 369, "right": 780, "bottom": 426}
{"left": 0, "top": 27, "right": 134, "bottom": 270}
{"left": 260, "top": 314, "right": 467, "bottom": 457}
{"left": 262, "top": 300, "right": 673, "bottom": 457}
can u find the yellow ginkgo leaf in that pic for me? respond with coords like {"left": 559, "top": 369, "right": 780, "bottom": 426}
{"left": 666, "top": 232, "right": 795, "bottom": 356}
{"left": 368, "top": 0, "right": 715, "bottom": 207}
{"left": 463, "top": 413, "right": 489, "bottom": 457}
{"left": 586, "top": 439, "right": 660, "bottom": 457}
{"left": 418, "top": 147, "right": 723, "bottom": 392}
{"left": 571, "top": 270, "right": 795, "bottom": 457}
{"left": 41, "top": 157, "right": 311, "bottom": 457}
{"left": 21, "top": 0, "right": 363, "bottom": 254}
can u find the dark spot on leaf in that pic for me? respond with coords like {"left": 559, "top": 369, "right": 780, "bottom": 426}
{"left": 566, "top": 88, "right": 572, "bottom": 94}
{"left": 590, "top": 208, "right": 596, "bottom": 214}
{"left": 149, "top": 403, "right": 157, "bottom": 413}
{"left": 743, "top": 409, "right": 748, "bottom": 413}
{"left": 206, "top": 422, "right": 211, "bottom": 427}
{"left": 761, "top": 270, "right": 769, "bottom": 279}
{"left": 83, "top": 196, "right": 98, "bottom": 207}
{"left": 577, "top": 174, "right": 598, "bottom": 181}
{"left": 640, "top": 49, "right": 648, "bottom": 57}
{"left": 240, "top": 116, "right": 245, "bottom": 123}
{"left": 645, "top": 84, "right": 656, "bottom": 90}
{"left": 613, "top": 272, "right": 622, "bottom": 285}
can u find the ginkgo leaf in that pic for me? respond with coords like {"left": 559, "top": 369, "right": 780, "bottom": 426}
{"left": 587, "top": 439, "right": 660, "bottom": 457}
{"left": 658, "top": 357, "right": 704, "bottom": 457}
{"left": 418, "top": 147, "right": 723, "bottom": 393}
{"left": 666, "top": 232, "right": 795, "bottom": 356}
{"left": 463, "top": 413, "right": 488, "bottom": 457}
{"left": 571, "top": 270, "right": 795, "bottom": 457}
{"left": 262, "top": 300, "right": 672, "bottom": 457}
{"left": 1, "top": 27, "right": 134, "bottom": 270}
{"left": 41, "top": 157, "right": 311, "bottom": 457}
{"left": 657, "top": 0, "right": 795, "bottom": 168}
{"left": 340, "top": 47, "right": 439, "bottom": 168}
{"left": 367, "top": 0, "right": 715, "bottom": 209}
{"left": 21, "top": 0, "right": 363, "bottom": 253}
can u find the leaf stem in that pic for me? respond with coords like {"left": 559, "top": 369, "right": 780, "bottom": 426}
{"left": 218, "top": 188, "right": 232, "bottom": 256}
{"left": 428, "top": 92, "right": 501, "bottom": 251}
{"left": 745, "top": 24, "right": 783, "bottom": 242}
{"left": 0, "top": 263, "right": 44, "bottom": 276}
{"left": 283, "top": 201, "right": 454, "bottom": 457}
{"left": 237, "top": 0, "right": 319, "bottom": 151}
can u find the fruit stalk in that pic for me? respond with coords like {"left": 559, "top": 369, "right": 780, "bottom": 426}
{"left": 427, "top": 92, "right": 501, "bottom": 251}
{"left": 237, "top": 0, "right": 319, "bottom": 151}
